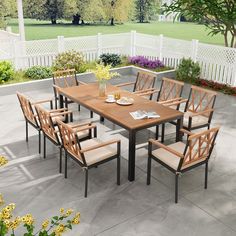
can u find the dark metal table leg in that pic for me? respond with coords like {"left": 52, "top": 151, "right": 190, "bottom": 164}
{"left": 176, "top": 117, "right": 183, "bottom": 142}
{"left": 128, "top": 130, "right": 136, "bottom": 181}
{"left": 59, "top": 94, "right": 64, "bottom": 109}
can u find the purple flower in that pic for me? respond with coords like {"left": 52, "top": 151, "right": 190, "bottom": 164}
{"left": 128, "top": 56, "right": 164, "bottom": 69}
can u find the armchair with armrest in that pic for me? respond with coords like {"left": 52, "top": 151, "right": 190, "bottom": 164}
{"left": 147, "top": 127, "right": 220, "bottom": 203}
{"left": 116, "top": 71, "right": 157, "bottom": 100}
{"left": 57, "top": 119, "right": 121, "bottom": 197}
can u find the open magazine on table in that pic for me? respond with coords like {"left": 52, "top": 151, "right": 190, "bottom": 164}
{"left": 130, "top": 110, "right": 160, "bottom": 120}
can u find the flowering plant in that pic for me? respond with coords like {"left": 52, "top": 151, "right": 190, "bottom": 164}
{"left": 0, "top": 156, "right": 80, "bottom": 236}
{"left": 128, "top": 56, "right": 164, "bottom": 70}
{"left": 92, "top": 63, "right": 119, "bottom": 82}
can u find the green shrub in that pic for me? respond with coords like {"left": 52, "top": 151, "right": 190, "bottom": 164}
{"left": 52, "top": 50, "right": 86, "bottom": 73}
{"left": 25, "top": 66, "right": 52, "bottom": 80}
{"left": 0, "top": 61, "right": 14, "bottom": 83}
{"left": 99, "top": 53, "right": 122, "bottom": 67}
{"left": 176, "top": 58, "right": 201, "bottom": 84}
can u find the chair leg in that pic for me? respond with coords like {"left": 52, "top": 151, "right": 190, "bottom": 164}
{"left": 38, "top": 130, "right": 41, "bottom": 154}
{"left": 25, "top": 120, "right": 28, "bottom": 142}
{"left": 43, "top": 135, "right": 46, "bottom": 159}
{"left": 155, "top": 125, "right": 159, "bottom": 140}
{"left": 55, "top": 98, "right": 57, "bottom": 109}
{"left": 117, "top": 156, "right": 120, "bottom": 185}
{"left": 147, "top": 155, "right": 152, "bottom": 185}
{"left": 84, "top": 169, "right": 88, "bottom": 198}
{"left": 205, "top": 162, "right": 208, "bottom": 189}
{"left": 90, "top": 111, "right": 93, "bottom": 118}
{"left": 65, "top": 151, "right": 68, "bottom": 179}
{"left": 161, "top": 124, "right": 165, "bottom": 143}
{"left": 175, "top": 174, "right": 179, "bottom": 203}
{"left": 78, "top": 104, "right": 80, "bottom": 111}
{"left": 59, "top": 147, "right": 62, "bottom": 173}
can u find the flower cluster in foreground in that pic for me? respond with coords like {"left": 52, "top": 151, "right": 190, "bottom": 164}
{"left": 92, "top": 63, "right": 119, "bottom": 81}
{"left": 0, "top": 156, "right": 80, "bottom": 236}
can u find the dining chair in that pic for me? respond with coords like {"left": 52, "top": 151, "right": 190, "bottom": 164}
{"left": 35, "top": 105, "right": 96, "bottom": 172}
{"left": 53, "top": 69, "right": 93, "bottom": 118}
{"left": 116, "top": 71, "right": 157, "bottom": 100}
{"left": 147, "top": 127, "right": 220, "bottom": 203}
{"left": 17, "top": 92, "right": 53, "bottom": 154}
{"left": 182, "top": 85, "right": 217, "bottom": 131}
{"left": 155, "top": 77, "right": 186, "bottom": 141}
{"left": 57, "top": 119, "right": 121, "bottom": 197}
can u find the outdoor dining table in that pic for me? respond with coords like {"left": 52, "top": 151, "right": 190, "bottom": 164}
{"left": 58, "top": 83, "right": 183, "bottom": 181}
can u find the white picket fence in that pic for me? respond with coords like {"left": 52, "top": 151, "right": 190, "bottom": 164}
{"left": 0, "top": 31, "right": 235, "bottom": 86}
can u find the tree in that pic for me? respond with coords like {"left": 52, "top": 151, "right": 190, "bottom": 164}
{"left": 102, "top": 0, "right": 134, "bottom": 25}
{"left": 24, "top": 0, "right": 64, "bottom": 24}
{"left": 135, "top": 0, "right": 160, "bottom": 23}
{"left": 163, "top": 0, "right": 236, "bottom": 48}
{"left": 0, "top": 0, "right": 17, "bottom": 28}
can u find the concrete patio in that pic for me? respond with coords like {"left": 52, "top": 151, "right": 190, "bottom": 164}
{"left": 0, "top": 75, "right": 236, "bottom": 236}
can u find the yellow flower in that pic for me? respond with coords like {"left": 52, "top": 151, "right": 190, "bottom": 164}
{"left": 42, "top": 219, "right": 49, "bottom": 229}
{"left": 60, "top": 208, "right": 64, "bottom": 214}
{"left": 72, "top": 218, "right": 80, "bottom": 225}
{"left": 21, "top": 214, "right": 34, "bottom": 225}
{"left": 0, "top": 156, "right": 8, "bottom": 167}
{"left": 92, "top": 63, "right": 119, "bottom": 81}
{"left": 9, "top": 217, "right": 21, "bottom": 229}
{"left": 0, "top": 194, "right": 4, "bottom": 206}
{"left": 65, "top": 209, "right": 73, "bottom": 216}
{"left": 4, "top": 219, "right": 10, "bottom": 228}
{"left": 54, "top": 223, "right": 66, "bottom": 236}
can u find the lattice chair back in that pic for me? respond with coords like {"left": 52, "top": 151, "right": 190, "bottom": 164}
{"left": 158, "top": 77, "right": 184, "bottom": 102}
{"left": 35, "top": 105, "right": 59, "bottom": 143}
{"left": 180, "top": 127, "right": 219, "bottom": 170}
{"left": 134, "top": 71, "right": 156, "bottom": 92}
{"left": 53, "top": 69, "right": 78, "bottom": 88}
{"left": 57, "top": 119, "right": 86, "bottom": 166}
{"left": 17, "top": 92, "right": 38, "bottom": 126}
{"left": 186, "top": 85, "right": 217, "bottom": 117}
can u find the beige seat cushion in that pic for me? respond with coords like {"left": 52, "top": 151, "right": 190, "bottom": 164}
{"left": 80, "top": 138, "right": 117, "bottom": 166}
{"left": 152, "top": 142, "right": 185, "bottom": 170}
{"left": 183, "top": 111, "right": 208, "bottom": 128}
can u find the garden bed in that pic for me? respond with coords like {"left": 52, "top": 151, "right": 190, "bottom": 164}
{"left": 0, "top": 66, "right": 175, "bottom": 96}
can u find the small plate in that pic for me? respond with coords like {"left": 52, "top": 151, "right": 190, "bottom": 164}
{"left": 105, "top": 99, "right": 116, "bottom": 103}
{"left": 116, "top": 98, "right": 134, "bottom": 106}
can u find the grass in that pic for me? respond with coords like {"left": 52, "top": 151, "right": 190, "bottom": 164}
{"left": 9, "top": 19, "right": 224, "bottom": 46}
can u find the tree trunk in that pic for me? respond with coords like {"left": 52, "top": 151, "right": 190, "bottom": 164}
{"left": 111, "top": 17, "right": 114, "bottom": 26}
{"left": 51, "top": 18, "right": 57, "bottom": 24}
{"left": 224, "top": 31, "right": 229, "bottom": 47}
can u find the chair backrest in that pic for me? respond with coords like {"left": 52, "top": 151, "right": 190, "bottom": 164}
{"left": 157, "top": 77, "right": 184, "bottom": 102}
{"left": 185, "top": 85, "right": 217, "bottom": 117}
{"left": 179, "top": 127, "right": 219, "bottom": 170}
{"left": 53, "top": 69, "right": 78, "bottom": 88}
{"left": 134, "top": 71, "right": 156, "bottom": 92}
{"left": 17, "top": 92, "right": 38, "bottom": 127}
{"left": 56, "top": 119, "right": 86, "bottom": 165}
{"left": 35, "top": 105, "right": 59, "bottom": 143}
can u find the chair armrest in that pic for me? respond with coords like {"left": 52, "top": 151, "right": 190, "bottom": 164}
{"left": 50, "top": 110, "right": 72, "bottom": 117}
{"left": 149, "top": 139, "right": 184, "bottom": 158}
{"left": 80, "top": 139, "right": 120, "bottom": 153}
{"left": 180, "top": 129, "right": 193, "bottom": 136}
{"left": 158, "top": 97, "right": 184, "bottom": 104}
{"left": 162, "top": 99, "right": 188, "bottom": 107}
{"left": 188, "top": 109, "right": 214, "bottom": 117}
{"left": 115, "top": 82, "right": 135, "bottom": 87}
{"left": 77, "top": 80, "right": 87, "bottom": 85}
{"left": 49, "top": 108, "right": 68, "bottom": 113}
{"left": 53, "top": 84, "right": 61, "bottom": 93}
{"left": 32, "top": 98, "right": 53, "bottom": 105}
{"left": 73, "top": 124, "right": 97, "bottom": 133}
{"left": 70, "top": 122, "right": 92, "bottom": 128}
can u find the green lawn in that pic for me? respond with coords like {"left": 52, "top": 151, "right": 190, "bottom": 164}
{"left": 9, "top": 19, "right": 224, "bottom": 46}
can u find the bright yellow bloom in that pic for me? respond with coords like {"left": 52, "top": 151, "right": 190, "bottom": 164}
{"left": 92, "top": 63, "right": 119, "bottom": 81}
{"left": 60, "top": 208, "right": 64, "bottom": 214}
{"left": 0, "top": 156, "right": 8, "bottom": 167}
{"left": 72, "top": 217, "right": 80, "bottom": 225}
{"left": 65, "top": 209, "right": 73, "bottom": 216}
{"left": 0, "top": 194, "right": 4, "bottom": 206}
{"left": 54, "top": 223, "right": 66, "bottom": 236}
{"left": 21, "top": 214, "right": 34, "bottom": 225}
{"left": 9, "top": 217, "right": 21, "bottom": 229}
{"left": 42, "top": 219, "right": 49, "bottom": 229}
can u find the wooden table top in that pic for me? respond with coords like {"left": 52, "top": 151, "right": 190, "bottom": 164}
{"left": 59, "top": 83, "right": 183, "bottom": 131}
